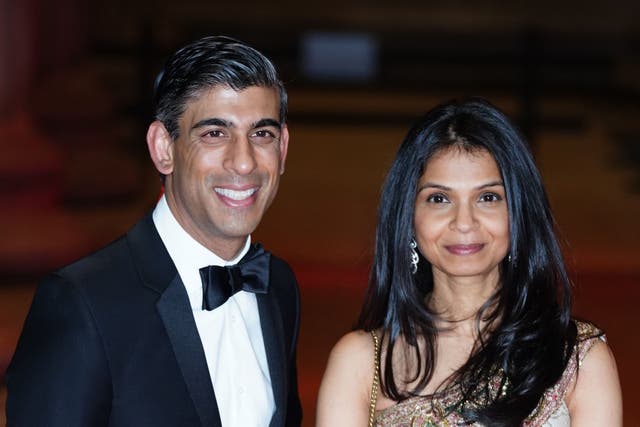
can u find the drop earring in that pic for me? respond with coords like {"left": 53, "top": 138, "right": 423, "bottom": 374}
{"left": 410, "top": 238, "right": 419, "bottom": 274}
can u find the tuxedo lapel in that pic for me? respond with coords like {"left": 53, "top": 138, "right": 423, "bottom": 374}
{"left": 257, "top": 293, "right": 287, "bottom": 427}
{"left": 156, "top": 276, "right": 221, "bottom": 427}
{"left": 127, "top": 214, "right": 221, "bottom": 427}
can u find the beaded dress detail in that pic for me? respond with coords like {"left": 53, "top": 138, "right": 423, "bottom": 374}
{"left": 372, "top": 321, "right": 603, "bottom": 427}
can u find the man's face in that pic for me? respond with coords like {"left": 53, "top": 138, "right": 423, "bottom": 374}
{"left": 157, "top": 85, "right": 288, "bottom": 259}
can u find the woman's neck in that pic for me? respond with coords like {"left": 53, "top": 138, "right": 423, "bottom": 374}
{"left": 428, "top": 269, "right": 501, "bottom": 334}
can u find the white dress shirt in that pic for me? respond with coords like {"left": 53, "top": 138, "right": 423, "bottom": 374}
{"left": 153, "top": 195, "right": 275, "bottom": 426}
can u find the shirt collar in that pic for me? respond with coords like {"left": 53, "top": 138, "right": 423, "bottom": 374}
{"left": 152, "top": 194, "right": 250, "bottom": 309}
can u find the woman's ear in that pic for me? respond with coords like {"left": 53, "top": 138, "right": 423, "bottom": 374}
{"left": 147, "top": 121, "right": 174, "bottom": 175}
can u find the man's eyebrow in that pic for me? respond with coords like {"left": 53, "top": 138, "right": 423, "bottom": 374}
{"left": 191, "top": 118, "right": 230, "bottom": 130}
{"left": 191, "top": 117, "right": 281, "bottom": 131}
{"left": 253, "top": 118, "right": 281, "bottom": 129}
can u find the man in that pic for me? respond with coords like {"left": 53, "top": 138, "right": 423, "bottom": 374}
{"left": 6, "top": 36, "right": 302, "bottom": 427}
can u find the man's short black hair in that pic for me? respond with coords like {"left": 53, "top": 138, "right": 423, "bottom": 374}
{"left": 153, "top": 35, "right": 287, "bottom": 140}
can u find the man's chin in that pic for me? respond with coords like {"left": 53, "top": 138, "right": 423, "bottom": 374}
{"left": 217, "top": 219, "right": 262, "bottom": 239}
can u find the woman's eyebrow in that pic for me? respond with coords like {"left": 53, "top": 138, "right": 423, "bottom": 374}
{"left": 476, "top": 181, "right": 504, "bottom": 190}
{"left": 417, "top": 183, "right": 450, "bottom": 192}
{"left": 416, "top": 181, "right": 504, "bottom": 192}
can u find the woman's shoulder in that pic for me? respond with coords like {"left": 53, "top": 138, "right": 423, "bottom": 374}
{"left": 333, "top": 329, "right": 374, "bottom": 348}
{"left": 570, "top": 319, "right": 607, "bottom": 365}
{"left": 573, "top": 319, "right": 604, "bottom": 342}
{"left": 528, "top": 319, "right": 620, "bottom": 425}
{"left": 327, "top": 329, "right": 378, "bottom": 371}
{"left": 564, "top": 319, "right": 622, "bottom": 425}
{"left": 316, "top": 329, "right": 380, "bottom": 426}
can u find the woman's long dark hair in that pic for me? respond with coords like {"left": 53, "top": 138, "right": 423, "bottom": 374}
{"left": 357, "top": 98, "right": 577, "bottom": 425}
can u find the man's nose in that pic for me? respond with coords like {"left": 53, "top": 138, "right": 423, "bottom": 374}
{"left": 224, "top": 136, "right": 257, "bottom": 175}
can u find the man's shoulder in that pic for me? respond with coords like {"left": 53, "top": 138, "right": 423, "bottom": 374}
{"left": 56, "top": 234, "right": 129, "bottom": 281}
{"left": 51, "top": 213, "right": 159, "bottom": 291}
{"left": 268, "top": 252, "right": 298, "bottom": 289}
{"left": 32, "top": 214, "right": 170, "bottom": 330}
{"left": 264, "top": 250, "right": 299, "bottom": 308}
{"left": 269, "top": 252, "right": 295, "bottom": 276}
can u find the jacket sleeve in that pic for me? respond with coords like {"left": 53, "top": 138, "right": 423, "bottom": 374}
{"left": 5, "top": 273, "right": 112, "bottom": 427}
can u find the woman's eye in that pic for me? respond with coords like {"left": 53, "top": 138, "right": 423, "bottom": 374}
{"left": 479, "top": 193, "right": 502, "bottom": 203}
{"left": 427, "top": 193, "right": 448, "bottom": 203}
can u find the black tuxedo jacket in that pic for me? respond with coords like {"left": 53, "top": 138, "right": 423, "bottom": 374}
{"left": 6, "top": 214, "right": 302, "bottom": 427}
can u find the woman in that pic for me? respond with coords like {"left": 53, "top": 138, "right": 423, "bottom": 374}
{"left": 316, "top": 98, "right": 622, "bottom": 426}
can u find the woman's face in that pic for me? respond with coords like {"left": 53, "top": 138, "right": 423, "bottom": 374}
{"left": 413, "top": 147, "right": 509, "bottom": 283}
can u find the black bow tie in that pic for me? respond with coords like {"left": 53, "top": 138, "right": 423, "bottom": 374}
{"left": 199, "top": 243, "right": 271, "bottom": 311}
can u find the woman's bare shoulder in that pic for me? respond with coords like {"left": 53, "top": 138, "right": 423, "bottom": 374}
{"left": 567, "top": 336, "right": 622, "bottom": 426}
{"left": 330, "top": 330, "right": 375, "bottom": 360}
{"left": 316, "top": 330, "right": 378, "bottom": 426}
{"left": 323, "top": 329, "right": 378, "bottom": 389}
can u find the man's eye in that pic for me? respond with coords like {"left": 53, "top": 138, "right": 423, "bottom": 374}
{"left": 204, "top": 130, "right": 224, "bottom": 138}
{"left": 250, "top": 129, "right": 279, "bottom": 144}
{"left": 253, "top": 129, "right": 277, "bottom": 138}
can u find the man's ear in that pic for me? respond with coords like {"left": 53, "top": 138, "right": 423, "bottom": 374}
{"left": 147, "top": 121, "right": 174, "bottom": 175}
{"left": 279, "top": 124, "right": 289, "bottom": 175}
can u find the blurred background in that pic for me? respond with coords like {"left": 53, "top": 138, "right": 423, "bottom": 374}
{"left": 1, "top": 0, "right": 639, "bottom": 425}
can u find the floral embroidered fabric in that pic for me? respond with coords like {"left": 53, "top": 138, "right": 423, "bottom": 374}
{"left": 373, "top": 321, "right": 603, "bottom": 427}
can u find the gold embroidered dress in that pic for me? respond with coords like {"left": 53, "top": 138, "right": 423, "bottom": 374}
{"left": 372, "top": 321, "right": 603, "bottom": 427}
